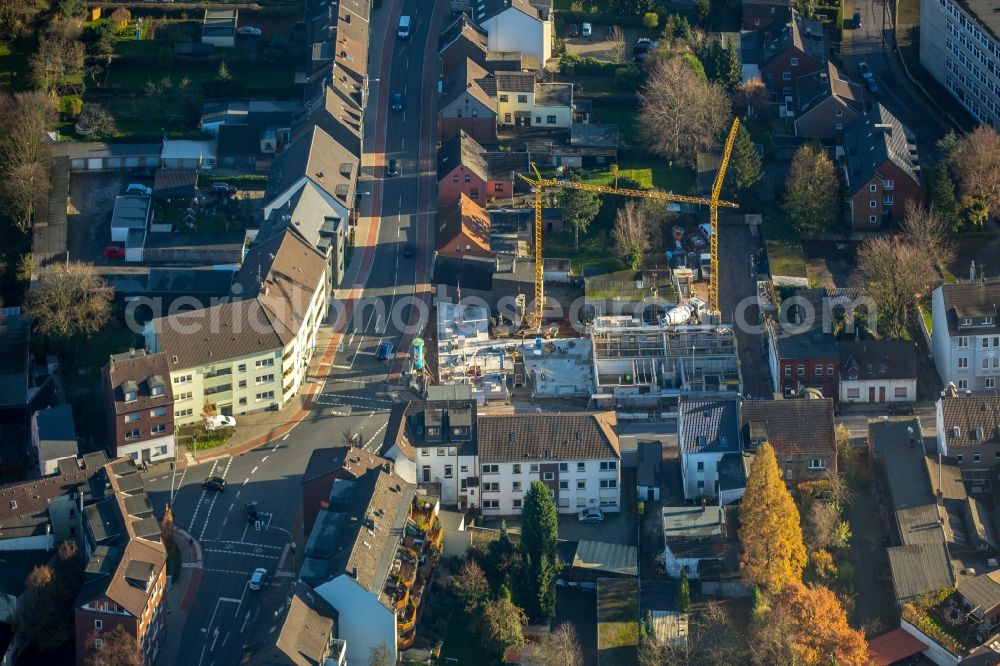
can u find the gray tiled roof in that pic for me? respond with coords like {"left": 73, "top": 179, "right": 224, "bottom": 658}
{"left": 838, "top": 340, "right": 917, "bottom": 381}
{"left": 477, "top": 412, "right": 620, "bottom": 462}
{"left": 938, "top": 278, "right": 1000, "bottom": 336}
{"left": 679, "top": 399, "right": 740, "bottom": 454}
{"left": 843, "top": 103, "right": 921, "bottom": 193}
{"left": 739, "top": 398, "right": 836, "bottom": 456}
{"left": 886, "top": 543, "right": 953, "bottom": 601}
{"left": 939, "top": 393, "right": 1000, "bottom": 448}
{"left": 33, "top": 405, "right": 78, "bottom": 463}
{"left": 437, "top": 130, "right": 488, "bottom": 183}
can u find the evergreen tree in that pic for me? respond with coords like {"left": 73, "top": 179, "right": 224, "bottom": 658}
{"left": 739, "top": 444, "right": 807, "bottom": 594}
{"left": 721, "top": 38, "right": 743, "bottom": 91}
{"left": 784, "top": 144, "right": 840, "bottom": 236}
{"left": 678, "top": 569, "right": 692, "bottom": 613}
{"left": 520, "top": 481, "right": 559, "bottom": 618}
{"left": 931, "top": 162, "right": 961, "bottom": 232}
{"left": 731, "top": 124, "right": 763, "bottom": 206}
{"left": 559, "top": 175, "right": 602, "bottom": 252}
{"left": 695, "top": 0, "right": 711, "bottom": 23}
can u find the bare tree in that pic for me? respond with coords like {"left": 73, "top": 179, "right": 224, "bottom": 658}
{"left": 949, "top": 125, "right": 1000, "bottom": 224}
{"left": 784, "top": 144, "right": 840, "bottom": 236}
{"left": 0, "top": 91, "right": 53, "bottom": 172}
{"left": 23, "top": 262, "right": 114, "bottom": 340}
{"left": 612, "top": 201, "right": 652, "bottom": 270}
{"left": 29, "top": 19, "right": 85, "bottom": 93}
{"left": 805, "top": 501, "right": 850, "bottom": 552}
{"left": 639, "top": 601, "right": 748, "bottom": 666}
{"left": 521, "top": 623, "right": 583, "bottom": 666}
{"left": 85, "top": 625, "right": 142, "bottom": 666}
{"left": 5, "top": 161, "right": 51, "bottom": 233}
{"left": 735, "top": 78, "right": 769, "bottom": 118}
{"left": 638, "top": 56, "right": 730, "bottom": 167}
{"left": 900, "top": 200, "right": 955, "bottom": 271}
{"left": 851, "top": 237, "right": 936, "bottom": 338}
{"left": 607, "top": 25, "right": 626, "bottom": 63}
{"left": 78, "top": 104, "right": 117, "bottom": 140}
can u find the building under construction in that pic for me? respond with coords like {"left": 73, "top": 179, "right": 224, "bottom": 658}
{"left": 590, "top": 309, "right": 742, "bottom": 408}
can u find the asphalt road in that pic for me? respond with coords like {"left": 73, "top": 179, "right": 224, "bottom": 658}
{"left": 142, "top": 1, "right": 444, "bottom": 663}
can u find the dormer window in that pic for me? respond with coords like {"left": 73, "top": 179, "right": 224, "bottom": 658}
{"left": 150, "top": 386, "right": 163, "bottom": 397}
{"left": 963, "top": 318, "right": 973, "bottom": 325}
{"left": 986, "top": 317, "right": 994, "bottom": 325}
{"left": 125, "top": 391, "right": 137, "bottom": 403}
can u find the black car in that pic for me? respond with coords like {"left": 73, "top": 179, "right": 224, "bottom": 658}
{"left": 245, "top": 501, "right": 259, "bottom": 523}
{"left": 401, "top": 243, "right": 414, "bottom": 257}
{"left": 387, "top": 158, "right": 399, "bottom": 177}
{"left": 852, "top": 10, "right": 862, "bottom": 28}
{"left": 203, "top": 476, "right": 227, "bottom": 492}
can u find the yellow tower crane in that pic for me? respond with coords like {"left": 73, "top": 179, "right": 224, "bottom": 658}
{"left": 519, "top": 117, "right": 741, "bottom": 328}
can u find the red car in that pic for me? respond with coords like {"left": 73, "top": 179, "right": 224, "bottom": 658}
{"left": 103, "top": 245, "right": 126, "bottom": 260}
{"left": 687, "top": 233, "right": 706, "bottom": 251}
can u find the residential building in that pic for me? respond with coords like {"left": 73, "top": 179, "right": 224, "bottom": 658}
{"left": 102, "top": 350, "right": 176, "bottom": 465}
{"left": 301, "top": 466, "right": 439, "bottom": 665}
{"left": 741, "top": 0, "right": 793, "bottom": 31}
{"left": 637, "top": 441, "right": 662, "bottom": 502}
{"left": 482, "top": 150, "right": 530, "bottom": 201}
{"left": 837, "top": 340, "right": 918, "bottom": 403}
{"left": 110, "top": 196, "right": 151, "bottom": 244}
{"left": 75, "top": 459, "right": 168, "bottom": 666}
{"left": 566, "top": 123, "right": 620, "bottom": 168}
{"left": 935, "top": 389, "right": 1000, "bottom": 490}
{"left": 199, "top": 100, "right": 297, "bottom": 141}
{"left": 739, "top": 398, "right": 837, "bottom": 490}
{"left": 160, "top": 139, "right": 217, "bottom": 171}
{"left": 758, "top": 13, "right": 825, "bottom": 102}
{"left": 437, "top": 130, "right": 490, "bottom": 205}
{"left": 241, "top": 582, "right": 346, "bottom": 665}
{"left": 842, "top": 103, "right": 924, "bottom": 230}
{"left": 765, "top": 288, "right": 843, "bottom": 398}
{"left": 793, "top": 61, "right": 863, "bottom": 138}
{"left": 202, "top": 9, "right": 237, "bottom": 48}
{"left": 145, "top": 227, "right": 329, "bottom": 426}
{"left": 494, "top": 73, "right": 572, "bottom": 128}
{"left": 31, "top": 404, "right": 78, "bottom": 476}
{"left": 301, "top": 447, "right": 385, "bottom": 536}
{"left": 474, "top": 0, "right": 552, "bottom": 65}
{"left": 957, "top": 572, "right": 1000, "bottom": 637}
{"left": 678, "top": 399, "right": 741, "bottom": 500}
{"left": 930, "top": 277, "right": 1000, "bottom": 392}
{"left": 0, "top": 308, "right": 30, "bottom": 416}
{"left": 919, "top": 0, "right": 1000, "bottom": 127}
{"left": 438, "top": 15, "right": 488, "bottom": 72}
{"left": 436, "top": 194, "right": 493, "bottom": 260}
{"left": 661, "top": 505, "right": 726, "bottom": 578}
{"left": 438, "top": 58, "right": 498, "bottom": 144}
{"left": 217, "top": 124, "right": 266, "bottom": 172}
{"left": 869, "top": 418, "right": 955, "bottom": 603}
{"left": 477, "top": 412, "right": 622, "bottom": 515}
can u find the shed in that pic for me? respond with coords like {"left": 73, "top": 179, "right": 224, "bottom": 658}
{"left": 153, "top": 170, "right": 198, "bottom": 200}
{"left": 202, "top": 9, "right": 237, "bottom": 48}
{"left": 110, "top": 195, "right": 151, "bottom": 243}
{"left": 161, "top": 139, "right": 217, "bottom": 170}
{"left": 637, "top": 441, "right": 662, "bottom": 502}
{"left": 567, "top": 540, "right": 638, "bottom": 580}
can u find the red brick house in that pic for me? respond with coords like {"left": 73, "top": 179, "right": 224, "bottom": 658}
{"left": 741, "top": 0, "right": 793, "bottom": 31}
{"left": 438, "top": 58, "right": 497, "bottom": 144}
{"left": 759, "top": 13, "right": 825, "bottom": 102}
{"left": 843, "top": 103, "right": 924, "bottom": 230}
{"left": 301, "top": 446, "right": 386, "bottom": 535}
{"left": 794, "top": 61, "right": 863, "bottom": 139}
{"left": 101, "top": 350, "right": 175, "bottom": 465}
{"left": 438, "top": 14, "right": 488, "bottom": 72}
{"left": 437, "top": 194, "right": 493, "bottom": 259}
{"left": 766, "top": 289, "right": 840, "bottom": 399}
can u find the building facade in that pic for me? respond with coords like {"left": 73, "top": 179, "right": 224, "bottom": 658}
{"left": 936, "top": 389, "right": 1000, "bottom": 491}
{"left": 476, "top": 0, "right": 552, "bottom": 65}
{"left": 919, "top": 0, "right": 1000, "bottom": 128}
{"left": 102, "top": 350, "right": 176, "bottom": 464}
{"left": 678, "top": 399, "right": 741, "bottom": 500}
{"left": 837, "top": 340, "right": 918, "bottom": 403}
{"left": 931, "top": 278, "right": 1000, "bottom": 392}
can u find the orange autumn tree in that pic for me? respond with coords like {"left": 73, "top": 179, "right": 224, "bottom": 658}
{"left": 777, "top": 581, "right": 869, "bottom": 666}
{"left": 739, "top": 443, "right": 807, "bottom": 594}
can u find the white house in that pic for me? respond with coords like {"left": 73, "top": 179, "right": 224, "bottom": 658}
{"left": 302, "top": 468, "right": 417, "bottom": 666}
{"left": 494, "top": 72, "right": 572, "bottom": 129}
{"left": 662, "top": 505, "right": 726, "bottom": 579}
{"left": 837, "top": 340, "right": 918, "bottom": 403}
{"left": 475, "top": 0, "right": 552, "bottom": 65}
{"left": 677, "top": 399, "right": 741, "bottom": 500}
{"left": 931, "top": 277, "right": 1000, "bottom": 392}
{"left": 145, "top": 227, "right": 329, "bottom": 426}
{"left": 30, "top": 405, "right": 77, "bottom": 477}
{"left": 477, "top": 411, "right": 621, "bottom": 515}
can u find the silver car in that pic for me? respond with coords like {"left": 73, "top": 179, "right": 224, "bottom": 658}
{"left": 578, "top": 508, "right": 604, "bottom": 523}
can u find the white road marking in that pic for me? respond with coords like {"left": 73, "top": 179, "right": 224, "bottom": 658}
{"left": 203, "top": 549, "right": 280, "bottom": 560}
{"left": 198, "top": 458, "right": 233, "bottom": 540}
{"left": 251, "top": 466, "right": 259, "bottom": 475}
{"left": 201, "top": 540, "right": 283, "bottom": 550}
{"left": 272, "top": 443, "right": 280, "bottom": 451}
{"left": 187, "top": 460, "right": 219, "bottom": 531}
{"left": 282, "top": 434, "right": 289, "bottom": 441}
{"left": 243, "top": 477, "right": 250, "bottom": 486}
{"left": 261, "top": 456, "right": 268, "bottom": 463}
{"left": 364, "top": 419, "right": 391, "bottom": 452}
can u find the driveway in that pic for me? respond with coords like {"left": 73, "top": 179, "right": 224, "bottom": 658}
{"left": 558, "top": 508, "right": 635, "bottom": 546}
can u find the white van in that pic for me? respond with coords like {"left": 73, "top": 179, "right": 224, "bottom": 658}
{"left": 397, "top": 16, "right": 411, "bottom": 39}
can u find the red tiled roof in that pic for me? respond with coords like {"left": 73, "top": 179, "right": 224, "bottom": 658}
{"left": 867, "top": 628, "right": 927, "bottom": 665}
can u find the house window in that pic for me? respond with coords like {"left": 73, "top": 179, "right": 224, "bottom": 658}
{"left": 517, "top": 94, "right": 528, "bottom": 103}
{"left": 835, "top": 123, "right": 843, "bottom": 130}
{"left": 547, "top": 115, "right": 557, "bottom": 124}
{"left": 600, "top": 461, "right": 617, "bottom": 471}
{"left": 958, "top": 337, "right": 969, "bottom": 347}
{"left": 869, "top": 215, "right": 877, "bottom": 224}
{"left": 513, "top": 464, "right": 521, "bottom": 474}
{"left": 836, "top": 109, "right": 844, "bottom": 117}
{"left": 95, "top": 620, "right": 103, "bottom": 630}
{"left": 464, "top": 174, "right": 470, "bottom": 183}
{"left": 126, "top": 429, "right": 141, "bottom": 440}
{"left": 559, "top": 480, "right": 569, "bottom": 489}
{"left": 577, "top": 462, "right": 585, "bottom": 472}
{"left": 513, "top": 499, "right": 522, "bottom": 509}
{"left": 239, "top": 397, "right": 247, "bottom": 406}
{"left": 784, "top": 365, "right": 791, "bottom": 378}
{"left": 959, "top": 357, "right": 969, "bottom": 369}
{"left": 869, "top": 184, "right": 878, "bottom": 192}
{"left": 543, "top": 472, "right": 554, "bottom": 481}
{"left": 483, "top": 464, "right": 499, "bottom": 474}
{"left": 483, "top": 500, "right": 499, "bottom": 509}
{"left": 815, "top": 364, "right": 823, "bottom": 376}
{"left": 500, "top": 94, "right": 509, "bottom": 102}
{"left": 807, "top": 459, "right": 827, "bottom": 470}
{"left": 869, "top": 200, "right": 877, "bottom": 208}
{"left": 256, "top": 391, "right": 275, "bottom": 401}
{"left": 175, "top": 408, "right": 193, "bottom": 417}
{"left": 504, "top": 113, "right": 512, "bottom": 122}
{"left": 847, "top": 388, "right": 860, "bottom": 399}
{"left": 530, "top": 464, "right": 539, "bottom": 473}
{"left": 988, "top": 378, "right": 997, "bottom": 389}
{"left": 577, "top": 480, "right": 586, "bottom": 489}
{"left": 437, "top": 448, "right": 445, "bottom": 456}
{"left": 974, "top": 453, "right": 982, "bottom": 463}
{"left": 536, "top": 116, "right": 542, "bottom": 124}
{"left": 798, "top": 364, "right": 805, "bottom": 376}
{"left": 150, "top": 406, "right": 166, "bottom": 418}
{"left": 985, "top": 338, "right": 991, "bottom": 348}
{"left": 600, "top": 479, "right": 617, "bottom": 488}
{"left": 238, "top": 380, "right": 247, "bottom": 389}
{"left": 559, "top": 463, "right": 568, "bottom": 472}
{"left": 883, "top": 196, "right": 894, "bottom": 206}
{"left": 957, "top": 454, "right": 965, "bottom": 463}
{"left": 256, "top": 374, "right": 274, "bottom": 385}
{"left": 791, "top": 57, "right": 799, "bottom": 66}
{"left": 173, "top": 374, "right": 192, "bottom": 384}
{"left": 783, "top": 72, "right": 791, "bottom": 80}
{"left": 785, "top": 469, "right": 793, "bottom": 480}
{"left": 827, "top": 364, "right": 834, "bottom": 376}
{"left": 452, "top": 175, "right": 459, "bottom": 183}
{"left": 985, "top": 358, "right": 992, "bottom": 369}
{"left": 151, "top": 424, "right": 166, "bottom": 434}
{"left": 483, "top": 482, "right": 499, "bottom": 492}
{"left": 255, "top": 358, "right": 274, "bottom": 368}
{"left": 894, "top": 386, "right": 908, "bottom": 398}
{"left": 237, "top": 364, "right": 246, "bottom": 372}
{"left": 495, "top": 183, "right": 504, "bottom": 192}
{"left": 513, "top": 481, "right": 522, "bottom": 492}
{"left": 470, "top": 188, "right": 478, "bottom": 199}
{"left": 697, "top": 461, "right": 705, "bottom": 471}
{"left": 884, "top": 180, "right": 895, "bottom": 190}
{"left": 125, "top": 412, "right": 141, "bottom": 423}
{"left": 444, "top": 465, "right": 453, "bottom": 479}
{"left": 176, "top": 392, "right": 192, "bottom": 401}
{"left": 95, "top": 638, "right": 103, "bottom": 650}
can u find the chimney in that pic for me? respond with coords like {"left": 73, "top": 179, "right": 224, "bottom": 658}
{"left": 971, "top": 260, "right": 977, "bottom": 282}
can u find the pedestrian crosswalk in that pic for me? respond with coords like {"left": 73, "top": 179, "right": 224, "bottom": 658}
{"left": 311, "top": 393, "right": 393, "bottom": 414}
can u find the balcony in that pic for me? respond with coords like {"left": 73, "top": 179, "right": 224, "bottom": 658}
{"left": 388, "top": 498, "right": 443, "bottom": 650}
{"left": 204, "top": 367, "right": 232, "bottom": 380}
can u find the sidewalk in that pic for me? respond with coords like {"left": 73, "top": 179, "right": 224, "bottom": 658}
{"left": 159, "top": 528, "right": 203, "bottom": 666}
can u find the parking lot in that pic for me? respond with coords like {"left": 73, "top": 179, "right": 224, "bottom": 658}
{"left": 557, "top": 507, "right": 635, "bottom": 546}
{"left": 68, "top": 172, "right": 131, "bottom": 267}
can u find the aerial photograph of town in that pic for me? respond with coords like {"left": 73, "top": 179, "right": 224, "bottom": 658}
{"left": 0, "top": 0, "right": 999, "bottom": 664}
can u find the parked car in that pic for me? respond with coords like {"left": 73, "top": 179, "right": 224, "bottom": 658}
{"left": 126, "top": 183, "right": 152, "bottom": 196}
{"left": 858, "top": 62, "right": 873, "bottom": 80}
{"left": 581, "top": 22, "right": 592, "bottom": 37}
{"left": 401, "top": 243, "right": 414, "bottom": 257}
{"left": 245, "top": 502, "right": 259, "bottom": 523}
{"left": 866, "top": 77, "right": 879, "bottom": 94}
{"left": 238, "top": 26, "right": 262, "bottom": 36}
{"left": 248, "top": 567, "right": 267, "bottom": 591}
{"left": 391, "top": 92, "right": 405, "bottom": 112}
{"left": 578, "top": 508, "right": 604, "bottom": 523}
{"left": 698, "top": 223, "right": 713, "bottom": 242}
{"left": 377, "top": 342, "right": 394, "bottom": 361}
{"left": 103, "top": 245, "right": 126, "bottom": 260}
{"left": 130, "top": 167, "right": 155, "bottom": 179}
{"left": 687, "top": 232, "right": 706, "bottom": 251}
{"left": 566, "top": 24, "right": 579, "bottom": 37}
{"left": 387, "top": 158, "right": 399, "bottom": 177}
{"left": 889, "top": 402, "right": 914, "bottom": 415}
{"left": 211, "top": 182, "right": 237, "bottom": 196}
{"left": 203, "top": 476, "right": 227, "bottom": 492}
{"left": 852, "top": 11, "right": 862, "bottom": 28}
{"left": 206, "top": 415, "right": 236, "bottom": 431}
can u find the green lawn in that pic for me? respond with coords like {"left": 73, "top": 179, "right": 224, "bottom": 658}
{"left": 0, "top": 41, "right": 29, "bottom": 90}
{"left": 766, "top": 240, "right": 808, "bottom": 279}
{"left": 580, "top": 158, "right": 694, "bottom": 193}
{"left": 592, "top": 105, "right": 639, "bottom": 141}
{"left": 597, "top": 579, "right": 639, "bottom": 666}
